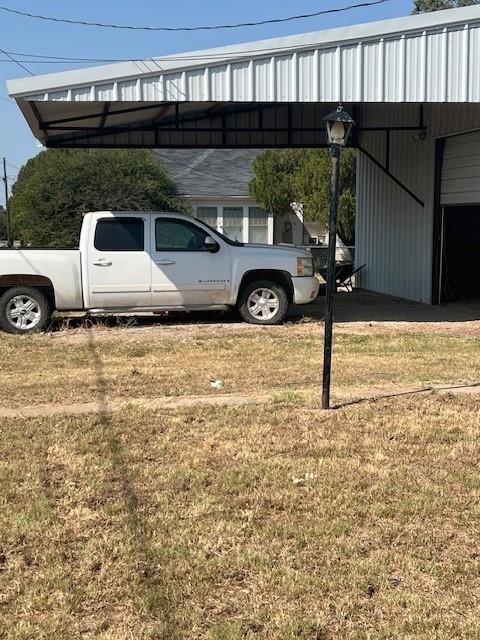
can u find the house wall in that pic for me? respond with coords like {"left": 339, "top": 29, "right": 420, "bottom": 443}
{"left": 187, "top": 197, "right": 308, "bottom": 246}
{"left": 355, "top": 104, "right": 480, "bottom": 303}
{"left": 273, "top": 211, "right": 309, "bottom": 246}
{"left": 187, "top": 198, "right": 274, "bottom": 244}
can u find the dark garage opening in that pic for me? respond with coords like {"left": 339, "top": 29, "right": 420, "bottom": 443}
{"left": 442, "top": 206, "right": 480, "bottom": 302}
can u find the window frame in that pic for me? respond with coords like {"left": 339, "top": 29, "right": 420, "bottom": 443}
{"left": 222, "top": 206, "right": 244, "bottom": 243}
{"left": 195, "top": 206, "right": 219, "bottom": 230}
{"left": 248, "top": 206, "right": 269, "bottom": 244}
{"left": 153, "top": 216, "right": 214, "bottom": 252}
{"left": 93, "top": 216, "right": 145, "bottom": 253}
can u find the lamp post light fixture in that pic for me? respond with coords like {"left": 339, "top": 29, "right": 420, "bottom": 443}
{"left": 324, "top": 105, "right": 355, "bottom": 147}
{"left": 321, "top": 105, "right": 355, "bottom": 410}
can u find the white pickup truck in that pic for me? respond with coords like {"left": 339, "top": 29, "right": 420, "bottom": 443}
{"left": 0, "top": 211, "right": 319, "bottom": 334}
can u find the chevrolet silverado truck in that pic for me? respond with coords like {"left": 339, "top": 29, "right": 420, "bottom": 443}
{"left": 0, "top": 211, "right": 319, "bottom": 334}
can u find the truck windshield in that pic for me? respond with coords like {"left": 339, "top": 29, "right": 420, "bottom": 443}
{"left": 196, "top": 220, "right": 244, "bottom": 247}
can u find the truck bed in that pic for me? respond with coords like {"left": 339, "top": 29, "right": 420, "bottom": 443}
{"left": 0, "top": 248, "right": 83, "bottom": 310}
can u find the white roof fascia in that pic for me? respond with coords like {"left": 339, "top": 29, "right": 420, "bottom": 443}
{"left": 7, "top": 5, "right": 480, "bottom": 98}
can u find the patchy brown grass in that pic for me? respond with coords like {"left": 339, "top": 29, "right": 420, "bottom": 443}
{"left": 1, "top": 318, "right": 479, "bottom": 637}
{"left": 0, "top": 395, "right": 479, "bottom": 639}
{"left": 0, "top": 321, "right": 479, "bottom": 408}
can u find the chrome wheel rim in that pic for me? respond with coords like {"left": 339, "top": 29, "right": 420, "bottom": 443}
{"left": 6, "top": 295, "right": 41, "bottom": 331}
{"left": 247, "top": 288, "right": 280, "bottom": 321}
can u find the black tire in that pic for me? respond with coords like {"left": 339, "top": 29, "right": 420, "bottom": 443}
{"left": 238, "top": 280, "right": 289, "bottom": 325}
{"left": 0, "top": 287, "right": 51, "bottom": 335}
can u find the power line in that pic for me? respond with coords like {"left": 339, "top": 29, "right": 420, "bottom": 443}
{"left": 0, "top": 1, "right": 393, "bottom": 32}
{"left": 0, "top": 47, "right": 34, "bottom": 75}
{"left": 0, "top": 60, "right": 121, "bottom": 65}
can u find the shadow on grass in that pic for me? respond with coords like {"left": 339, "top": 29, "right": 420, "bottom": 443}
{"left": 333, "top": 382, "right": 480, "bottom": 410}
{"left": 85, "top": 326, "right": 180, "bottom": 638}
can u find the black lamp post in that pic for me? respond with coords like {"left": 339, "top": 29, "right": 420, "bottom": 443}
{"left": 322, "top": 105, "right": 355, "bottom": 410}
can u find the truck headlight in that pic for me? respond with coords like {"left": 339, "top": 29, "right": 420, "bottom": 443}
{"left": 297, "top": 257, "right": 314, "bottom": 277}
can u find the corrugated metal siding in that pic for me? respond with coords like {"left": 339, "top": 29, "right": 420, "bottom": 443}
{"left": 71, "top": 87, "right": 91, "bottom": 101}
{"left": 355, "top": 104, "right": 480, "bottom": 303}
{"left": 232, "top": 63, "right": 250, "bottom": 101}
{"left": 442, "top": 130, "right": 480, "bottom": 204}
{"left": 118, "top": 80, "right": 138, "bottom": 101}
{"left": 95, "top": 84, "right": 114, "bottom": 101}
{"left": 356, "top": 129, "right": 434, "bottom": 303}
{"left": 428, "top": 104, "right": 480, "bottom": 138}
{"left": 11, "top": 14, "right": 480, "bottom": 104}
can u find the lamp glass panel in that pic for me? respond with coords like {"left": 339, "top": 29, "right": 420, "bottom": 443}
{"left": 330, "top": 120, "right": 346, "bottom": 145}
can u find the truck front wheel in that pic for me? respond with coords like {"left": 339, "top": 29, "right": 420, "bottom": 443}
{"left": 0, "top": 287, "right": 52, "bottom": 335}
{"left": 238, "top": 280, "right": 288, "bottom": 325}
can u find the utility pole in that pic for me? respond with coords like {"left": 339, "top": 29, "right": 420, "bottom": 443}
{"left": 2, "top": 157, "right": 12, "bottom": 248}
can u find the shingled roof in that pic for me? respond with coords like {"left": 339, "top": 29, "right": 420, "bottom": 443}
{"left": 154, "top": 149, "right": 264, "bottom": 198}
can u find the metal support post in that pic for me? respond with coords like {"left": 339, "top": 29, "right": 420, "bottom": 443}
{"left": 322, "top": 144, "right": 341, "bottom": 410}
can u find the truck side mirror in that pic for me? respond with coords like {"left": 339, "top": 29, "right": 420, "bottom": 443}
{"left": 204, "top": 236, "right": 220, "bottom": 253}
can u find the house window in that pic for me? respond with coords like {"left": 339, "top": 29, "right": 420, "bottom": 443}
{"left": 248, "top": 207, "right": 269, "bottom": 244}
{"left": 196, "top": 206, "right": 218, "bottom": 229}
{"left": 223, "top": 207, "right": 244, "bottom": 242}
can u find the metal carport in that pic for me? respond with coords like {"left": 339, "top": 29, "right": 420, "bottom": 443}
{"left": 7, "top": 5, "right": 480, "bottom": 307}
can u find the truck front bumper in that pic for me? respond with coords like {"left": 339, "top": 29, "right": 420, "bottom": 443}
{"left": 292, "top": 276, "right": 320, "bottom": 305}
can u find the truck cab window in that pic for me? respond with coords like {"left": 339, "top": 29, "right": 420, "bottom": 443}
{"left": 94, "top": 218, "right": 144, "bottom": 252}
{"left": 155, "top": 218, "right": 208, "bottom": 251}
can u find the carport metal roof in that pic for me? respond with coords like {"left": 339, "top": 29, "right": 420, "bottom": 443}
{"left": 7, "top": 5, "right": 480, "bottom": 148}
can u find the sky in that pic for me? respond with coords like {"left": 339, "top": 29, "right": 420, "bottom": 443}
{"left": 0, "top": 0, "right": 415, "bottom": 204}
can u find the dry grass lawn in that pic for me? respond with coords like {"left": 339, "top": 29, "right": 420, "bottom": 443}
{"left": 0, "top": 396, "right": 479, "bottom": 639}
{"left": 0, "top": 317, "right": 479, "bottom": 638}
{"left": 0, "top": 318, "right": 479, "bottom": 408}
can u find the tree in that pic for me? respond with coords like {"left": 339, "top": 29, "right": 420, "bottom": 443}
{"left": 412, "top": 0, "right": 479, "bottom": 12}
{"left": 9, "top": 149, "right": 187, "bottom": 246}
{"left": 292, "top": 149, "right": 356, "bottom": 246}
{"left": 249, "top": 150, "right": 305, "bottom": 218}
{"left": 249, "top": 149, "right": 356, "bottom": 245}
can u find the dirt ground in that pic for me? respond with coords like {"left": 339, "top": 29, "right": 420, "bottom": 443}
{"left": 46, "top": 289, "right": 480, "bottom": 345}
{"left": 329, "top": 290, "right": 480, "bottom": 333}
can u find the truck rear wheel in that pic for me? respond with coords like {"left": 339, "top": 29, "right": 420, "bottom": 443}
{"left": 0, "top": 287, "right": 51, "bottom": 335}
{"left": 238, "top": 280, "right": 288, "bottom": 325}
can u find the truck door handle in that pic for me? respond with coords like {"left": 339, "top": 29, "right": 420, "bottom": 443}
{"left": 92, "top": 259, "right": 112, "bottom": 266}
{"left": 155, "top": 259, "right": 176, "bottom": 266}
